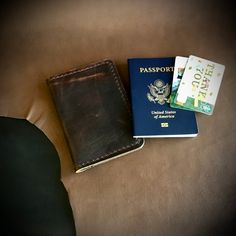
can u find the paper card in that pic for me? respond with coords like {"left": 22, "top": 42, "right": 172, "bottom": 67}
{"left": 175, "top": 55, "right": 225, "bottom": 115}
{"left": 170, "top": 56, "right": 189, "bottom": 109}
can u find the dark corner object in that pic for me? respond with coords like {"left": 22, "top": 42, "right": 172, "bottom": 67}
{"left": 0, "top": 116, "right": 76, "bottom": 235}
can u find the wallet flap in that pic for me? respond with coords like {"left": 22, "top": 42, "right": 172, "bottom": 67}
{"left": 47, "top": 60, "right": 144, "bottom": 172}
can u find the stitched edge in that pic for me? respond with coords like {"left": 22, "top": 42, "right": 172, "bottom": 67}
{"left": 48, "top": 60, "right": 108, "bottom": 81}
{"left": 106, "top": 61, "right": 129, "bottom": 109}
{"left": 78, "top": 141, "right": 141, "bottom": 167}
{"left": 78, "top": 60, "right": 142, "bottom": 167}
{"left": 48, "top": 60, "right": 142, "bottom": 168}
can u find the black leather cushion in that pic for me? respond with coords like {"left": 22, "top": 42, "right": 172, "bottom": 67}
{"left": 0, "top": 117, "right": 76, "bottom": 236}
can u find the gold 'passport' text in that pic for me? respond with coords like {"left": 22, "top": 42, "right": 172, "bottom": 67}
{"left": 140, "top": 67, "right": 174, "bottom": 73}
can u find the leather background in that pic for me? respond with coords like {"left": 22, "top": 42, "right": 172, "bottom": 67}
{"left": 1, "top": 0, "right": 236, "bottom": 235}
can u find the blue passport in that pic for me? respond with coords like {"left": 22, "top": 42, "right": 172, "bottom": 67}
{"left": 128, "top": 57, "right": 198, "bottom": 138}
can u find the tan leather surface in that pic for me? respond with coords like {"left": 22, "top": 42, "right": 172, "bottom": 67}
{"left": 1, "top": 1, "right": 236, "bottom": 235}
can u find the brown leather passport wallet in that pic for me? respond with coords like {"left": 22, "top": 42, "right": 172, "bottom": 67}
{"left": 47, "top": 60, "right": 144, "bottom": 172}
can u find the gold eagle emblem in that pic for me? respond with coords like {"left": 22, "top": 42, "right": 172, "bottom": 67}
{"left": 147, "top": 79, "right": 170, "bottom": 105}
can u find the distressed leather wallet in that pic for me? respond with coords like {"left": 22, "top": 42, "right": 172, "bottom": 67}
{"left": 47, "top": 60, "right": 144, "bottom": 172}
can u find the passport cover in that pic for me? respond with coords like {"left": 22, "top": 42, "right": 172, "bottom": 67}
{"left": 47, "top": 60, "right": 144, "bottom": 172}
{"left": 128, "top": 57, "right": 198, "bottom": 138}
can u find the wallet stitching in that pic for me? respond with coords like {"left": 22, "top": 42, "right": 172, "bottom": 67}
{"left": 106, "top": 61, "right": 130, "bottom": 110}
{"left": 49, "top": 60, "right": 142, "bottom": 167}
{"left": 79, "top": 61, "right": 142, "bottom": 167}
{"left": 49, "top": 60, "right": 109, "bottom": 81}
{"left": 79, "top": 143, "right": 140, "bottom": 167}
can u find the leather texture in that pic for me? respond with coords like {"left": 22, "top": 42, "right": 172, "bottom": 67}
{"left": 48, "top": 60, "right": 144, "bottom": 172}
{"left": 0, "top": 1, "right": 236, "bottom": 235}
